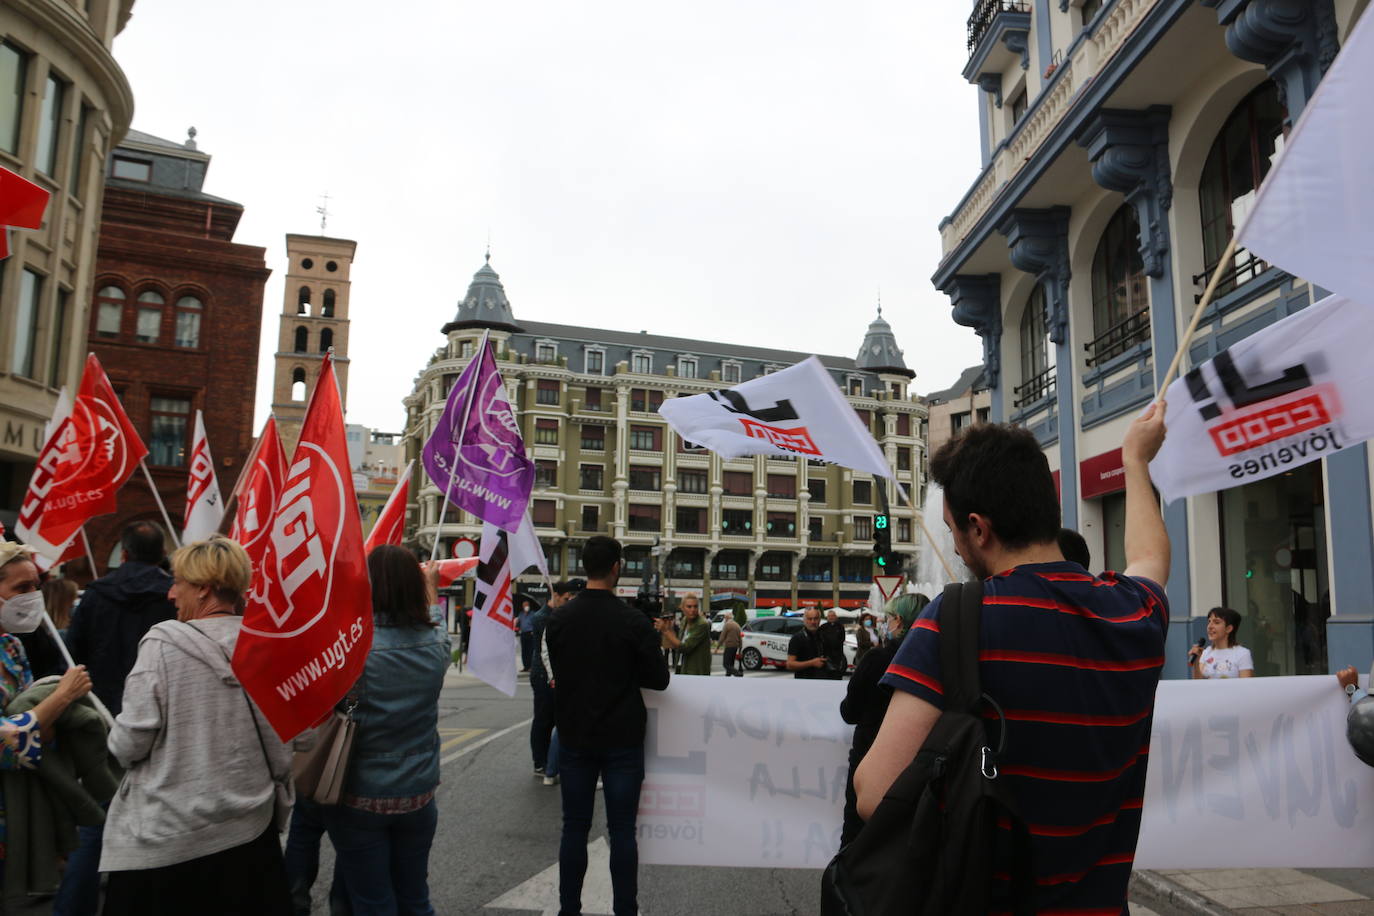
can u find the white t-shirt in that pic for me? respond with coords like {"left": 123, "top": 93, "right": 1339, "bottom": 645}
{"left": 1200, "top": 645, "right": 1254, "bottom": 679}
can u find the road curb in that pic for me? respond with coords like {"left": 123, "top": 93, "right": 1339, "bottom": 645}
{"left": 1130, "top": 871, "right": 1231, "bottom": 916}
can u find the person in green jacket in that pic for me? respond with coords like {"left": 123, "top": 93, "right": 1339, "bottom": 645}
{"left": 658, "top": 595, "right": 711, "bottom": 675}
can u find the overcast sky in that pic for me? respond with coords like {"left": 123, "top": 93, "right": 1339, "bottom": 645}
{"left": 110, "top": 0, "right": 984, "bottom": 433}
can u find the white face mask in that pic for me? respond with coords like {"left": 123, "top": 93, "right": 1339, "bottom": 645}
{"left": 0, "top": 591, "right": 45, "bottom": 635}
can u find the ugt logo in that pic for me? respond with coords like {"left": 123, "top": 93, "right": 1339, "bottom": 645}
{"left": 254, "top": 447, "right": 344, "bottom": 633}
{"left": 1186, "top": 350, "right": 1340, "bottom": 457}
{"left": 708, "top": 390, "right": 821, "bottom": 456}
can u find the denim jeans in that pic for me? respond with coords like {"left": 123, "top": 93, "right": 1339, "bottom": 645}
{"left": 52, "top": 819, "right": 103, "bottom": 915}
{"left": 531, "top": 675, "right": 556, "bottom": 769}
{"left": 546, "top": 728, "right": 561, "bottom": 778}
{"left": 558, "top": 744, "right": 644, "bottom": 916}
{"left": 284, "top": 798, "right": 351, "bottom": 915}
{"left": 321, "top": 799, "right": 438, "bottom": 916}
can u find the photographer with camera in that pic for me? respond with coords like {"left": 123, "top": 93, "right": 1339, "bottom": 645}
{"left": 657, "top": 594, "right": 711, "bottom": 675}
{"left": 786, "top": 608, "right": 842, "bottom": 679}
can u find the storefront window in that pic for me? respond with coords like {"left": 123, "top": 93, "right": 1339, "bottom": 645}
{"left": 1219, "top": 464, "right": 1329, "bottom": 677}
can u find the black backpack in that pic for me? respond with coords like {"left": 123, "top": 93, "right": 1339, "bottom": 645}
{"left": 821, "top": 581, "right": 1033, "bottom": 916}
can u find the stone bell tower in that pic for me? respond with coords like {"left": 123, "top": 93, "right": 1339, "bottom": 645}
{"left": 271, "top": 234, "right": 357, "bottom": 454}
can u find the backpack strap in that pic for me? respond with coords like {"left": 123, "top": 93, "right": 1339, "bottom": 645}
{"left": 937, "top": 580, "right": 984, "bottom": 714}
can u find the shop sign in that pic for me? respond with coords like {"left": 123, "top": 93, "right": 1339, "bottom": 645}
{"left": 1080, "top": 447, "right": 1126, "bottom": 499}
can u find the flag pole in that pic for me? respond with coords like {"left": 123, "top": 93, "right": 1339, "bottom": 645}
{"left": 40, "top": 610, "right": 114, "bottom": 728}
{"left": 1157, "top": 235, "right": 1239, "bottom": 397}
{"left": 140, "top": 460, "right": 182, "bottom": 549}
{"left": 892, "top": 478, "right": 957, "bottom": 584}
{"left": 80, "top": 528, "right": 97, "bottom": 578}
{"left": 430, "top": 330, "right": 491, "bottom": 564}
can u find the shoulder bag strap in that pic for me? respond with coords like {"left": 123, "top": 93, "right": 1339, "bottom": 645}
{"left": 937, "top": 581, "right": 984, "bottom": 714}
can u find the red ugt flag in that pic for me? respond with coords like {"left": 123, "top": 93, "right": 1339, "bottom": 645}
{"left": 363, "top": 458, "right": 413, "bottom": 553}
{"left": 229, "top": 416, "right": 287, "bottom": 570}
{"left": 16, "top": 354, "right": 147, "bottom": 562}
{"left": 234, "top": 355, "right": 373, "bottom": 741}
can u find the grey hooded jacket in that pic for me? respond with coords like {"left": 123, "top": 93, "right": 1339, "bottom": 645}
{"left": 100, "top": 616, "right": 292, "bottom": 872}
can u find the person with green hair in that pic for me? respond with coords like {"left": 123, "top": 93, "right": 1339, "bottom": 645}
{"left": 836, "top": 592, "right": 927, "bottom": 845}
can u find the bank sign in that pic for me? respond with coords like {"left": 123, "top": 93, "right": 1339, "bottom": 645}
{"left": 1149, "top": 294, "right": 1374, "bottom": 503}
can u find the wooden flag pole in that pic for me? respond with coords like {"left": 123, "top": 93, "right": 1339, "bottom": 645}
{"left": 140, "top": 460, "right": 181, "bottom": 549}
{"left": 892, "top": 478, "right": 958, "bottom": 584}
{"left": 80, "top": 528, "right": 97, "bottom": 578}
{"left": 1157, "top": 235, "right": 1239, "bottom": 398}
{"left": 41, "top": 610, "right": 114, "bottom": 727}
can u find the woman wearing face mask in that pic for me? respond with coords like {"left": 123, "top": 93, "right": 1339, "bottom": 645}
{"left": 853, "top": 613, "right": 876, "bottom": 667}
{"left": 837, "top": 594, "right": 925, "bottom": 846}
{"left": 100, "top": 536, "right": 292, "bottom": 916}
{"left": 0, "top": 544, "right": 93, "bottom": 882}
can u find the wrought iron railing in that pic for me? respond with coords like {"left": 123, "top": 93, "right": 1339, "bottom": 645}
{"left": 967, "top": 0, "right": 1031, "bottom": 54}
{"left": 1084, "top": 307, "right": 1151, "bottom": 367}
{"left": 1193, "top": 247, "right": 1270, "bottom": 303}
{"left": 1013, "top": 366, "right": 1056, "bottom": 409}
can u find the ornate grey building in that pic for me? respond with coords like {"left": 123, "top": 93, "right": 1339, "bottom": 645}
{"left": 403, "top": 256, "right": 928, "bottom": 610}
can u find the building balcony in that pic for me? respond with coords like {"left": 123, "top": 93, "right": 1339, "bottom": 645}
{"left": 1013, "top": 365, "right": 1056, "bottom": 410}
{"left": 1084, "top": 308, "right": 1151, "bottom": 368}
{"left": 965, "top": 0, "right": 1031, "bottom": 72}
{"left": 941, "top": 0, "right": 1167, "bottom": 260}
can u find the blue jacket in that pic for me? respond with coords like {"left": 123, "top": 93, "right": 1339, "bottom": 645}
{"left": 343, "top": 618, "right": 451, "bottom": 800}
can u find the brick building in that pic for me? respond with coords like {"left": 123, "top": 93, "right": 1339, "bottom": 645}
{"left": 84, "top": 127, "right": 269, "bottom": 570}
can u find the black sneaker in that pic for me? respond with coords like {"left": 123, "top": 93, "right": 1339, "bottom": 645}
{"left": 534, "top": 766, "right": 545, "bottom": 777}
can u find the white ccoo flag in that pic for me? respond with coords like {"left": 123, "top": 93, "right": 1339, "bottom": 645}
{"left": 657, "top": 356, "right": 893, "bottom": 478}
{"left": 182, "top": 410, "right": 224, "bottom": 543}
{"left": 1149, "top": 293, "right": 1374, "bottom": 502}
{"left": 1235, "top": 10, "right": 1374, "bottom": 301}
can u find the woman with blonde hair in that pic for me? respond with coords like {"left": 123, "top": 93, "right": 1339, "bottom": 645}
{"left": 100, "top": 536, "right": 292, "bottom": 915}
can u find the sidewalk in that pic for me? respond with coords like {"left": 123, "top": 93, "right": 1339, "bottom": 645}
{"left": 1133, "top": 869, "right": 1374, "bottom": 914}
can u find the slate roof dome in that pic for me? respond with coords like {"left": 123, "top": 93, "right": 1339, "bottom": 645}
{"left": 855, "top": 307, "right": 913, "bottom": 377}
{"left": 442, "top": 254, "right": 523, "bottom": 334}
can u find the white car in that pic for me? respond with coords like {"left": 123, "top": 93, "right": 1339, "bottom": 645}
{"left": 738, "top": 617, "right": 857, "bottom": 673}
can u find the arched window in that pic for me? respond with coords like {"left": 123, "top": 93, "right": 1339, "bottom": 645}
{"left": 1199, "top": 82, "right": 1285, "bottom": 291}
{"left": 294, "top": 326, "right": 308, "bottom": 352}
{"left": 297, "top": 285, "right": 311, "bottom": 315}
{"left": 135, "top": 290, "right": 165, "bottom": 344}
{"left": 322, "top": 289, "right": 336, "bottom": 318}
{"left": 1087, "top": 205, "right": 1149, "bottom": 365}
{"left": 319, "top": 327, "right": 333, "bottom": 352}
{"left": 1015, "top": 285, "right": 1054, "bottom": 407}
{"left": 174, "top": 295, "right": 202, "bottom": 348}
{"left": 95, "top": 285, "right": 125, "bottom": 338}
{"left": 291, "top": 367, "right": 306, "bottom": 401}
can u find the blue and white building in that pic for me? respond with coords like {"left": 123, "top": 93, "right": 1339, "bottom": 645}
{"left": 936, "top": 0, "right": 1371, "bottom": 676}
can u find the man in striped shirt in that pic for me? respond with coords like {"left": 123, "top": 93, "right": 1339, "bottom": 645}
{"left": 856, "top": 402, "right": 1170, "bottom": 914}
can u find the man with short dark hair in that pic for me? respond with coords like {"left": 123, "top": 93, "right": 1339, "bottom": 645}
{"left": 545, "top": 536, "right": 669, "bottom": 916}
{"left": 856, "top": 404, "right": 1170, "bottom": 912}
{"left": 67, "top": 520, "right": 176, "bottom": 716}
{"left": 1058, "top": 527, "right": 1092, "bottom": 570}
{"left": 57, "top": 520, "right": 177, "bottom": 916}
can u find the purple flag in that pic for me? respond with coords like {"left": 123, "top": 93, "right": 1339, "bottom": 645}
{"left": 421, "top": 340, "right": 534, "bottom": 532}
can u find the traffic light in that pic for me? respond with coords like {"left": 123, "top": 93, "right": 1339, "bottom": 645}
{"left": 873, "top": 513, "right": 893, "bottom": 568}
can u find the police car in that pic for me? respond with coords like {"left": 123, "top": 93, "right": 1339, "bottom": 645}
{"left": 738, "top": 617, "right": 857, "bottom": 672}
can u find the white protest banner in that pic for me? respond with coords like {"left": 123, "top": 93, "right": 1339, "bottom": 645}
{"left": 639, "top": 676, "right": 852, "bottom": 869}
{"left": 638, "top": 675, "right": 1374, "bottom": 870}
{"left": 1136, "top": 675, "right": 1374, "bottom": 869}
{"left": 1149, "top": 293, "right": 1374, "bottom": 502}
{"left": 1235, "top": 9, "right": 1374, "bottom": 303}
{"left": 182, "top": 410, "right": 224, "bottom": 543}
{"left": 657, "top": 356, "right": 892, "bottom": 478}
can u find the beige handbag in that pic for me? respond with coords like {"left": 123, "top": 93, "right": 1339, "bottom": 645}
{"left": 292, "top": 700, "right": 358, "bottom": 805}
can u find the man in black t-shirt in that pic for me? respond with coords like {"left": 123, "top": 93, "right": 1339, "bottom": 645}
{"left": 786, "top": 608, "right": 840, "bottom": 679}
